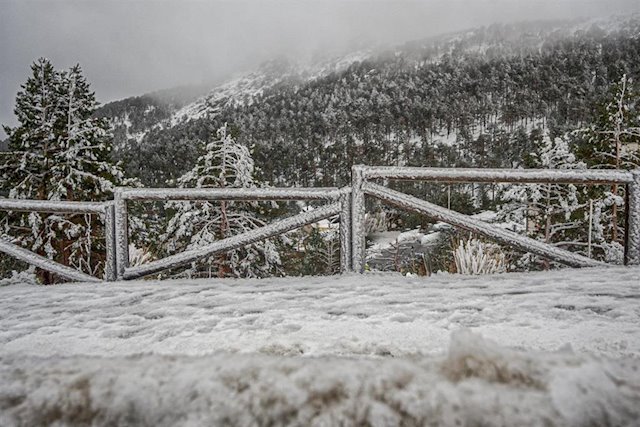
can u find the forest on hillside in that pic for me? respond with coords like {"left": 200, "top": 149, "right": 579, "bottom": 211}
{"left": 103, "top": 21, "right": 640, "bottom": 189}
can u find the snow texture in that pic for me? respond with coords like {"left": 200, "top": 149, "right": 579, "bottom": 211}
{"left": 1, "top": 267, "right": 639, "bottom": 426}
{"left": 3, "top": 266, "right": 638, "bottom": 359}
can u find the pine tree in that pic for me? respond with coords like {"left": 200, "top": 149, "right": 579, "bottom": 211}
{"left": 301, "top": 227, "right": 340, "bottom": 276}
{"left": 162, "top": 124, "right": 280, "bottom": 278}
{"left": 573, "top": 75, "right": 640, "bottom": 247}
{"left": 1, "top": 58, "right": 62, "bottom": 200}
{"left": 576, "top": 74, "right": 640, "bottom": 170}
{"left": 499, "top": 134, "right": 585, "bottom": 267}
{"left": 53, "top": 64, "right": 124, "bottom": 200}
{"left": 0, "top": 58, "right": 125, "bottom": 283}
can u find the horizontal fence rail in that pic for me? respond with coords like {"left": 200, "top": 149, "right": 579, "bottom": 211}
{"left": 351, "top": 165, "right": 640, "bottom": 272}
{"left": 119, "top": 187, "right": 348, "bottom": 201}
{"left": 359, "top": 166, "right": 635, "bottom": 184}
{"left": 0, "top": 199, "right": 109, "bottom": 214}
{"left": 0, "top": 199, "right": 116, "bottom": 282}
{"left": 115, "top": 186, "right": 352, "bottom": 281}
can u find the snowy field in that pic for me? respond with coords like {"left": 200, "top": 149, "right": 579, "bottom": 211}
{"left": 1, "top": 267, "right": 640, "bottom": 426}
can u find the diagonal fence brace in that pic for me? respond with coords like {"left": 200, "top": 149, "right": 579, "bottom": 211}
{"left": 363, "top": 182, "right": 605, "bottom": 269}
{"left": 123, "top": 202, "right": 343, "bottom": 280}
{"left": 0, "top": 238, "right": 102, "bottom": 283}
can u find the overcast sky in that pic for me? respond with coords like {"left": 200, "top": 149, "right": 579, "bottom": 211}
{"left": 1, "top": 0, "right": 639, "bottom": 137}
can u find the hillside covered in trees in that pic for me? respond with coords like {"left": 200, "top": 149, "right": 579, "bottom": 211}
{"left": 99, "top": 17, "right": 640, "bottom": 188}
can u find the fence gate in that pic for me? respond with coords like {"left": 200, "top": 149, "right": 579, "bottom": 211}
{"left": 0, "top": 199, "right": 116, "bottom": 282}
{"left": 114, "top": 187, "right": 352, "bottom": 280}
{"left": 350, "top": 166, "right": 640, "bottom": 272}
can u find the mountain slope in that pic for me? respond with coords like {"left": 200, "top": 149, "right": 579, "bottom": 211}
{"left": 98, "top": 16, "right": 640, "bottom": 187}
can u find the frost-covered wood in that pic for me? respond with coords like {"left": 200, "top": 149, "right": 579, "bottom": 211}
{"left": 114, "top": 181, "right": 350, "bottom": 278}
{"left": 0, "top": 199, "right": 108, "bottom": 214}
{"left": 0, "top": 199, "right": 115, "bottom": 281}
{"left": 114, "top": 190, "right": 129, "bottom": 280}
{"left": 360, "top": 166, "right": 634, "bottom": 184}
{"left": 351, "top": 166, "right": 366, "bottom": 272}
{"left": 339, "top": 191, "right": 352, "bottom": 272}
{"left": 123, "top": 202, "right": 342, "bottom": 279}
{"left": 625, "top": 170, "right": 640, "bottom": 265}
{"left": 120, "top": 187, "right": 345, "bottom": 201}
{"left": 103, "top": 204, "right": 117, "bottom": 281}
{"left": 363, "top": 182, "right": 605, "bottom": 269}
{"left": 0, "top": 237, "right": 101, "bottom": 283}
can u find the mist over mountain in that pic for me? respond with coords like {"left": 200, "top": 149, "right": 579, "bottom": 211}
{"left": 3, "top": 0, "right": 640, "bottom": 138}
{"left": 96, "top": 16, "right": 640, "bottom": 188}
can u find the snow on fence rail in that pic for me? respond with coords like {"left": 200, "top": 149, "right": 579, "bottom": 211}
{"left": 351, "top": 166, "right": 640, "bottom": 272}
{"left": 114, "top": 187, "right": 352, "bottom": 280}
{"left": 357, "top": 166, "right": 636, "bottom": 184}
{"left": 1, "top": 166, "right": 638, "bottom": 282}
{"left": 0, "top": 199, "right": 116, "bottom": 282}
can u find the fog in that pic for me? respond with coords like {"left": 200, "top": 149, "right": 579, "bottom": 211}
{"left": 1, "top": 0, "right": 639, "bottom": 136}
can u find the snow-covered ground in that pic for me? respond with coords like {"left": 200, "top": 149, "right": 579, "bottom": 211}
{"left": 1, "top": 267, "right": 639, "bottom": 426}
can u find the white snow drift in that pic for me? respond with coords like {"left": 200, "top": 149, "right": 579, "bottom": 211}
{"left": 1, "top": 267, "right": 639, "bottom": 426}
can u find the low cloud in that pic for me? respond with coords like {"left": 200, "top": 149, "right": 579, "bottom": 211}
{"left": 1, "top": 0, "right": 639, "bottom": 135}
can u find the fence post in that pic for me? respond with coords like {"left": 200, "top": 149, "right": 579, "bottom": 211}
{"left": 351, "top": 166, "right": 366, "bottom": 272}
{"left": 104, "top": 203, "right": 117, "bottom": 281}
{"left": 339, "top": 189, "right": 352, "bottom": 273}
{"left": 625, "top": 169, "right": 640, "bottom": 265}
{"left": 114, "top": 188, "right": 129, "bottom": 280}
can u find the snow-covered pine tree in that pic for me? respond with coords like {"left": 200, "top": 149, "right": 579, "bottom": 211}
{"left": 53, "top": 64, "right": 126, "bottom": 274}
{"left": 499, "top": 134, "right": 585, "bottom": 267}
{"left": 0, "top": 59, "right": 125, "bottom": 283}
{"left": 317, "top": 229, "right": 340, "bottom": 275}
{"left": 1, "top": 59, "right": 62, "bottom": 200}
{"left": 576, "top": 74, "right": 640, "bottom": 171}
{"left": 53, "top": 64, "right": 125, "bottom": 200}
{"left": 574, "top": 75, "right": 640, "bottom": 250}
{"left": 162, "top": 124, "right": 280, "bottom": 278}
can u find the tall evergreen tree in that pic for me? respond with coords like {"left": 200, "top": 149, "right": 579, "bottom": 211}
{"left": 162, "top": 124, "right": 280, "bottom": 278}
{"left": 53, "top": 64, "right": 124, "bottom": 200}
{"left": 574, "top": 74, "right": 640, "bottom": 248}
{"left": 0, "top": 58, "right": 125, "bottom": 283}
{"left": 1, "top": 58, "right": 62, "bottom": 200}
{"left": 499, "top": 134, "right": 586, "bottom": 267}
